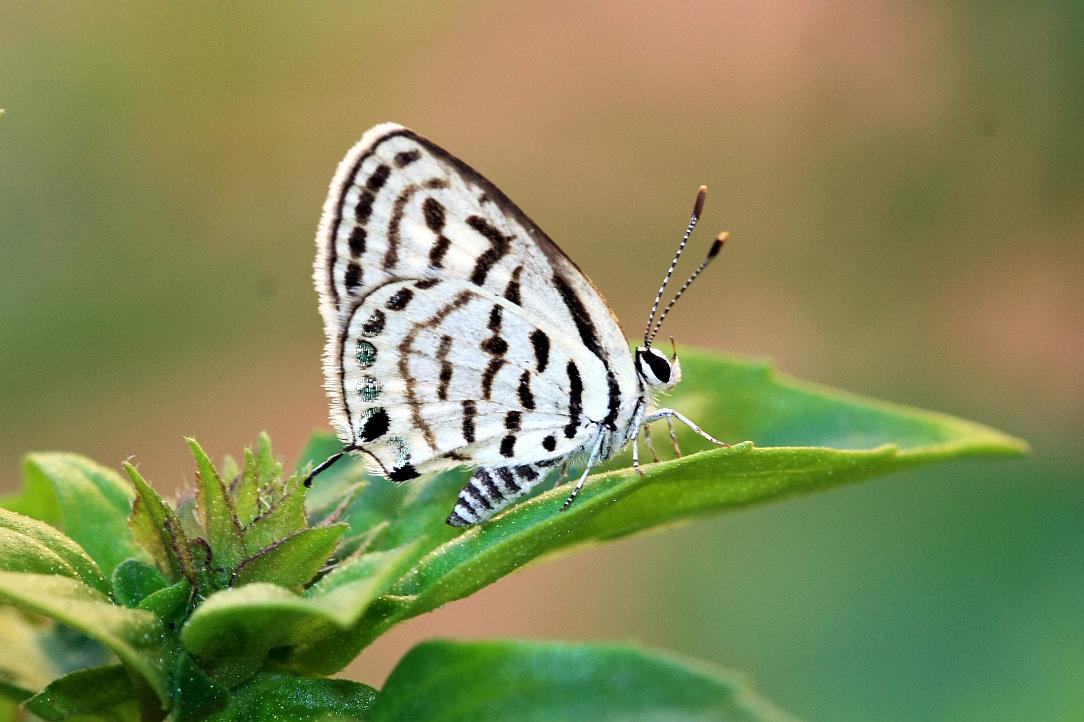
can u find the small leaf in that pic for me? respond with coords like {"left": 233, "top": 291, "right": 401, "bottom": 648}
{"left": 0, "top": 571, "right": 173, "bottom": 709}
{"left": 232, "top": 525, "right": 347, "bottom": 590}
{"left": 371, "top": 639, "right": 797, "bottom": 722}
{"left": 124, "top": 464, "right": 194, "bottom": 583}
{"left": 207, "top": 673, "right": 377, "bottom": 722}
{"left": 233, "top": 449, "right": 261, "bottom": 527}
{"left": 111, "top": 558, "right": 168, "bottom": 607}
{"left": 2, "top": 454, "right": 140, "bottom": 577}
{"left": 0, "top": 508, "right": 108, "bottom": 593}
{"left": 188, "top": 438, "right": 245, "bottom": 570}
{"left": 138, "top": 579, "right": 192, "bottom": 624}
{"left": 24, "top": 665, "right": 137, "bottom": 722}
{"left": 242, "top": 486, "right": 308, "bottom": 554}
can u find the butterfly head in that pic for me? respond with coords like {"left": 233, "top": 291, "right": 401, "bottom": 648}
{"left": 635, "top": 345, "right": 682, "bottom": 390}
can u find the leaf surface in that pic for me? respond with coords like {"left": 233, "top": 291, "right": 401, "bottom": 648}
{"left": 2, "top": 455, "right": 139, "bottom": 577}
{"left": 371, "top": 639, "right": 796, "bottom": 722}
{"left": 207, "top": 673, "right": 377, "bottom": 722}
{"left": 0, "top": 572, "right": 172, "bottom": 708}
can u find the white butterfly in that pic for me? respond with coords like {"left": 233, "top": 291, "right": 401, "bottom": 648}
{"left": 309, "top": 123, "right": 728, "bottom": 527}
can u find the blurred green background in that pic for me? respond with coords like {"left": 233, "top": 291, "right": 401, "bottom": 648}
{"left": 1, "top": 3, "right": 1080, "bottom": 720}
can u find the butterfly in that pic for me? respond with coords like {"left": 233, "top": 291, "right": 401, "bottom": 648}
{"left": 308, "top": 123, "right": 728, "bottom": 527}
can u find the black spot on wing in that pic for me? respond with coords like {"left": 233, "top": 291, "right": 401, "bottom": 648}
{"left": 500, "top": 436, "right": 516, "bottom": 458}
{"left": 461, "top": 400, "right": 476, "bottom": 443}
{"left": 429, "top": 235, "right": 452, "bottom": 268}
{"left": 359, "top": 408, "right": 389, "bottom": 442}
{"left": 389, "top": 464, "right": 420, "bottom": 482}
{"left": 552, "top": 273, "right": 603, "bottom": 359}
{"left": 361, "top": 309, "right": 385, "bottom": 336}
{"left": 349, "top": 226, "right": 367, "bottom": 255}
{"left": 564, "top": 361, "right": 583, "bottom": 439}
{"left": 344, "top": 262, "right": 362, "bottom": 291}
{"left": 423, "top": 197, "right": 446, "bottom": 231}
{"left": 384, "top": 185, "right": 419, "bottom": 270}
{"left": 437, "top": 335, "right": 453, "bottom": 401}
{"left": 481, "top": 335, "right": 508, "bottom": 356}
{"left": 466, "top": 216, "right": 512, "bottom": 285}
{"left": 517, "top": 371, "right": 535, "bottom": 410}
{"left": 481, "top": 358, "right": 505, "bottom": 399}
{"left": 386, "top": 288, "right": 414, "bottom": 310}
{"left": 530, "top": 330, "right": 550, "bottom": 373}
{"left": 366, "top": 164, "right": 390, "bottom": 192}
{"left": 504, "top": 266, "right": 523, "bottom": 305}
{"left": 395, "top": 149, "right": 421, "bottom": 167}
{"left": 603, "top": 370, "right": 621, "bottom": 427}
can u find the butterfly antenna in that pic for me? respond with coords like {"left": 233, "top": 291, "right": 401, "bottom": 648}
{"left": 648, "top": 232, "right": 727, "bottom": 344}
{"left": 643, "top": 185, "right": 708, "bottom": 347}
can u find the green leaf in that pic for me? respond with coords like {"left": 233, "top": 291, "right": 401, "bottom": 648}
{"left": 169, "top": 653, "right": 228, "bottom": 722}
{"left": 0, "top": 572, "right": 173, "bottom": 709}
{"left": 233, "top": 449, "right": 262, "bottom": 528}
{"left": 137, "top": 580, "right": 193, "bottom": 627}
{"left": 181, "top": 543, "right": 419, "bottom": 683}
{"left": 371, "top": 639, "right": 796, "bottom": 722}
{"left": 24, "top": 665, "right": 139, "bottom": 722}
{"left": 0, "top": 607, "right": 59, "bottom": 700}
{"left": 292, "top": 349, "right": 1027, "bottom": 672}
{"left": 207, "top": 673, "right": 377, "bottom": 722}
{"left": 242, "top": 486, "right": 308, "bottom": 555}
{"left": 188, "top": 438, "right": 246, "bottom": 570}
{"left": 0, "top": 508, "right": 108, "bottom": 593}
{"left": 124, "top": 464, "right": 195, "bottom": 584}
{"left": 111, "top": 558, "right": 168, "bottom": 607}
{"left": 2, "top": 455, "right": 140, "bottom": 577}
{"left": 232, "top": 525, "right": 347, "bottom": 590}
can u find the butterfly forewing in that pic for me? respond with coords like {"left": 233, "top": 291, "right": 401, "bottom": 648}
{"left": 316, "top": 123, "right": 640, "bottom": 491}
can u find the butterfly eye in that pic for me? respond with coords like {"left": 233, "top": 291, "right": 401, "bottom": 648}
{"left": 637, "top": 348, "right": 672, "bottom": 385}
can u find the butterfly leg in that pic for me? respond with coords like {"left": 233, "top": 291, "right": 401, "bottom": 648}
{"left": 630, "top": 402, "right": 648, "bottom": 477}
{"left": 560, "top": 428, "right": 607, "bottom": 512}
{"left": 666, "top": 416, "right": 682, "bottom": 457}
{"left": 644, "top": 409, "right": 730, "bottom": 449}
{"left": 553, "top": 457, "right": 572, "bottom": 489}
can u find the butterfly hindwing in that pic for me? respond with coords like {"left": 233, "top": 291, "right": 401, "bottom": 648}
{"left": 339, "top": 277, "right": 612, "bottom": 480}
